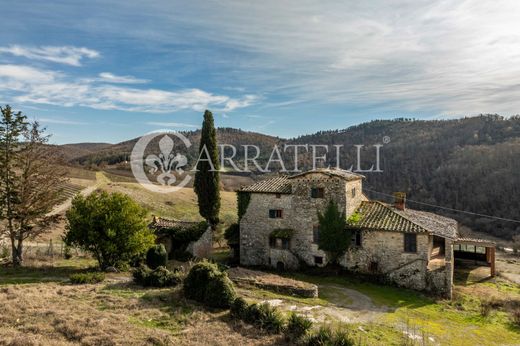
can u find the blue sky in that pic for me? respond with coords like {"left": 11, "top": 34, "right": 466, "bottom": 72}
{"left": 0, "top": 1, "right": 519, "bottom": 144}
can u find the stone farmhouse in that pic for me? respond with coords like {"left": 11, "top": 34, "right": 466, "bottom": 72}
{"left": 239, "top": 168, "right": 496, "bottom": 298}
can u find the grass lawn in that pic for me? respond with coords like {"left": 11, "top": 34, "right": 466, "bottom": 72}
{"left": 0, "top": 258, "right": 286, "bottom": 345}
{"left": 0, "top": 257, "right": 97, "bottom": 285}
{"left": 286, "top": 272, "right": 520, "bottom": 345}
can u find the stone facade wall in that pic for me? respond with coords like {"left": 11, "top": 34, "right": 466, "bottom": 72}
{"left": 341, "top": 231, "right": 430, "bottom": 291}
{"left": 425, "top": 238, "right": 453, "bottom": 298}
{"left": 240, "top": 174, "right": 364, "bottom": 268}
{"left": 187, "top": 226, "right": 213, "bottom": 258}
{"left": 269, "top": 248, "right": 299, "bottom": 269}
{"left": 345, "top": 179, "right": 367, "bottom": 216}
{"left": 239, "top": 173, "right": 453, "bottom": 297}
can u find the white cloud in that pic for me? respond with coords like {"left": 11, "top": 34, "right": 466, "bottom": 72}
{"left": 0, "top": 45, "right": 99, "bottom": 66}
{"left": 141, "top": 0, "right": 520, "bottom": 115}
{"left": 146, "top": 121, "right": 199, "bottom": 128}
{"left": 0, "top": 64, "right": 256, "bottom": 113}
{"left": 98, "top": 72, "right": 148, "bottom": 84}
{"left": 37, "top": 118, "right": 88, "bottom": 125}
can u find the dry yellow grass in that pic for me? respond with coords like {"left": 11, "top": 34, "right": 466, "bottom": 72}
{"left": 100, "top": 181, "right": 238, "bottom": 225}
{"left": 0, "top": 279, "right": 286, "bottom": 346}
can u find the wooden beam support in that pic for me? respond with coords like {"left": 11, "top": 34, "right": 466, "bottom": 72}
{"left": 490, "top": 247, "right": 496, "bottom": 277}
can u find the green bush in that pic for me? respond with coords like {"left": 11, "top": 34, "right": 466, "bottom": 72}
{"left": 304, "top": 326, "right": 355, "bottom": 346}
{"left": 286, "top": 313, "right": 313, "bottom": 341}
{"left": 244, "top": 303, "right": 262, "bottom": 324}
{"left": 204, "top": 272, "right": 236, "bottom": 309}
{"left": 230, "top": 297, "right": 248, "bottom": 319}
{"left": 305, "top": 326, "right": 333, "bottom": 346}
{"left": 132, "top": 265, "right": 181, "bottom": 287}
{"left": 146, "top": 244, "right": 168, "bottom": 269}
{"left": 69, "top": 272, "right": 105, "bottom": 284}
{"left": 257, "top": 303, "right": 285, "bottom": 333}
{"left": 234, "top": 301, "right": 285, "bottom": 334}
{"left": 132, "top": 264, "right": 151, "bottom": 284}
{"left": 183, "top": 261, "right": 236, "bottom": 308}
{"left": 64, "top": 191, "right": 155, "bottom": 269}
{"left": 333, "top": 329, "right": 355, "bottom": 346}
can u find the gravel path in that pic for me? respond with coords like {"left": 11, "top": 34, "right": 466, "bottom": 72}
{"left": 257, "top": 283, "right": 389, "bottom": 324}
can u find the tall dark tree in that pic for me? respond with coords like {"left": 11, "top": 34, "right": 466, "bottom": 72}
{"left": 317, "top": 199, "right": 350, "bottom": 265}
{"left": 194, "top": 110, "right": 221, "bottom": 226}
{"left": 0, "top": 105, "right": 66, "bottom": 266}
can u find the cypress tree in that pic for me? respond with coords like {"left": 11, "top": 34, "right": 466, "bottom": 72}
{"left": 194, "top": 110, "right": 221, "bottom": 226}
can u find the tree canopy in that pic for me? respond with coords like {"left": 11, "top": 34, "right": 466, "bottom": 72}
{"left": 0, "top": 105, "right": 66, "bottom": 266}
{"left": 64, "top": 191, "right": 155, "bottom": 269}
{"left": 317, "top": 200, "right": 350, "bottom": 265}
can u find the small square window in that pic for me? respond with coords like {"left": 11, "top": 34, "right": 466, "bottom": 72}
{"left": 275, "top": 193, "right": 281, "bottom": 199}
{"left": 314, "top": 256, "right": 323, "bottom": 265}
{"left": 311, "top": 187, "right": 325, "bottom": 198}
{"left": 269, "top": 209, "right": 283, "bottom": 218}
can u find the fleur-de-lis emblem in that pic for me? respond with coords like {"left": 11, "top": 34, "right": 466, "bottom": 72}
{"left": 145, "top": 135, "right": 188, "bottom": 186}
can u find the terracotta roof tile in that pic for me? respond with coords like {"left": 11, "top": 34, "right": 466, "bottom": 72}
{"left": 240, "top": 176, "right": 292, "bottom": 194}
{"left": 149, "top": 217, "right": 200, "bottom": 229}
{"left": 351, "top": 201, "right": 459, "bottom": 239}
{"left": 288, "top": 168, "right": 364, "bottom": 181}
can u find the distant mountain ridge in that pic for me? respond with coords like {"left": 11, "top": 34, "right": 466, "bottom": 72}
{"left": 60, "top": 115, "right": 520, "bottom": 240}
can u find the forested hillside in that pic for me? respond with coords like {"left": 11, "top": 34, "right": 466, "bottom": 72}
{"left": 290, "top": 115, "right": 520, "bottom": 240}
{"left": 63, "top": 115, "right": 520, "bottom": 240}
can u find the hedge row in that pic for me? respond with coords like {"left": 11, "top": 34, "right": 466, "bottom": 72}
{"left": 132, "top": 265, "right": 181, "bottom": 287}
{"left": 230, "top": 297, "right": 355, "bottom": 345}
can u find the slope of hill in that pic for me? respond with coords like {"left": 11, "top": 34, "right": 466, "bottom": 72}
{"left": 53, "top": 142, "right": 113, "bottom": 161}
{"left": 61, "top": 115, "right": 520, "bottom": 240}
{"left": 70, "top": 128, "right": 282, "bottom": 166}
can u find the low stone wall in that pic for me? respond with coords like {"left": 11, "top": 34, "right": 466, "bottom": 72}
{"left": 228, "top": 267, "right": 318, "bottom": 298}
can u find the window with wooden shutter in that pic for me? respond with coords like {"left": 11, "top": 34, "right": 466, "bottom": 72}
{"left": 269, "top": 209, "right": 283, "bottom": 218}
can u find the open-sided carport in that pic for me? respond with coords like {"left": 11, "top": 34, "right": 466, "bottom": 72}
{"left": 454, "top": 238, "right": 496, "bottom": 277}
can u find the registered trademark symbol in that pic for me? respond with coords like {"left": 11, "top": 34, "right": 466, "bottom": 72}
{"left": 383, "top": 136, "right": 391, "bottom": 144}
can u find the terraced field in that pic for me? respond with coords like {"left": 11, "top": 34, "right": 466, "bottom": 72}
{"left": 57, "top": 182, "right": 86, "bottom": 202}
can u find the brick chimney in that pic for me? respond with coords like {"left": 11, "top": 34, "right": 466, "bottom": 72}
{"left": 393, "top": 192, "right": 406, "bottom": 210}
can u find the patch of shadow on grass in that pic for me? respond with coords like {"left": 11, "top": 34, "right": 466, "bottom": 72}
{"left": 0, "top": 265, "right": 98, "bottom": 285}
